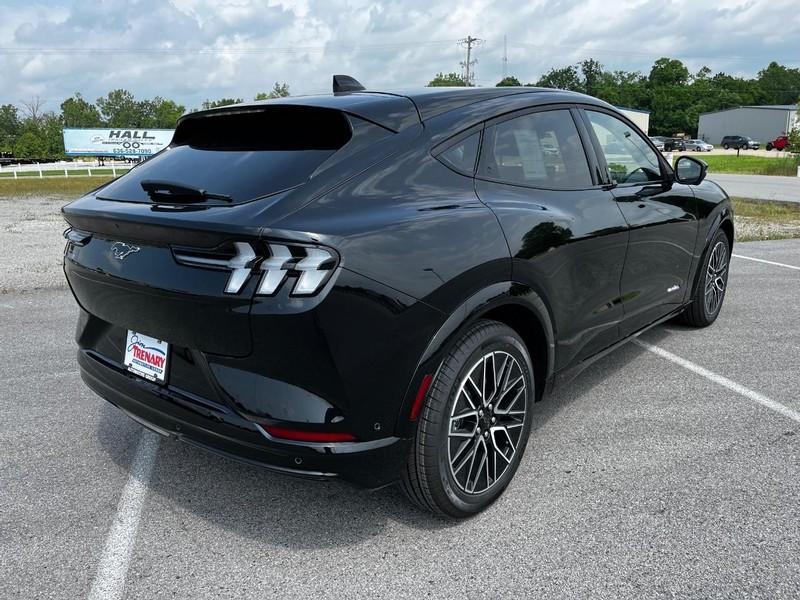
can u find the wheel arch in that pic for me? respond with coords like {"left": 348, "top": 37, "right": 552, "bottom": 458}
{"left": 394, "top": 281, "right": 555, "bottom": 437}
{"left": 720, "top": 217, "right": 734, "bottom": 252}
{"left": 688, "top": 210, "right": 734, "bottom": 302}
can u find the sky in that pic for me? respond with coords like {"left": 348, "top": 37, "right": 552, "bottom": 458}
{"left": 0, "top": 0, "right": 799, "bottom": 112}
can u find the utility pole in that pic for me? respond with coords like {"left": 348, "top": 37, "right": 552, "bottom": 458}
{"left": 502, "top": 34, "right": 508, "bottom": 79}
{"left": 458, "top": 36, "right": 483, "bottom": 86}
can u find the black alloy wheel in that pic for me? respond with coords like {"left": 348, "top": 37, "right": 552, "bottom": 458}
{"left": 681, "top": 229, "right": 730, "bottom": 327}
{"left": 400, "top": 320, "right": 534, "bottom": 518}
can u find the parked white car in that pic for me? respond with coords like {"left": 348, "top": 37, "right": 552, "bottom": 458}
{"left": 649, "top": 136, "right": 666, "bottom": 151}
{"left": 685, "top": 139, "right": 714, "bottom": 152}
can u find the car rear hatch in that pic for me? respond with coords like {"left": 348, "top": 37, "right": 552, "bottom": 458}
{"left": 63, "top": 98, "right": 418, "bottom": 359}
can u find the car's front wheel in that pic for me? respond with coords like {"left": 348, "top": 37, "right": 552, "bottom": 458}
{"left": 681, "top": 229, "right": 730, "bottom": 327}
{"left": 400, "top": 320, "right": 534, "bottom": 518}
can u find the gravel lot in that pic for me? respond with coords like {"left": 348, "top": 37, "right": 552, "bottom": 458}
{"left": 0, "top": 195, "right": 70, "bottom": 294}
{"left": 1, "top": 196, "right": 799, "bottom": 599}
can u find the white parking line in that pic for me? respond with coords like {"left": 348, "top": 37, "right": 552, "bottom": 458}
{"left": 634, "top": 340, "right": 800, "bottom": 424}
{"left": 732, "top": 254, "right": 800, "bottom": 271}
{"left": 88, "top": 432, "right": 160, "bottom": 600}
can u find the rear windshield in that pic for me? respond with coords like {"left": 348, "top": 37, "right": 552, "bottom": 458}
{"left": 97, "top": 106, "right": 352, "bottom": 204}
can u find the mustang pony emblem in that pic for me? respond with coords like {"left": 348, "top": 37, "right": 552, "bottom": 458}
{"left": 111, "top": 242, "right": 140, "bottom": 260}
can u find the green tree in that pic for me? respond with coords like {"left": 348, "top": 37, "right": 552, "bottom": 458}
{"left": 61, "top": 93, "right": 102, "bottom": 128}
{"left": 255, "top": 82, "right": 290, "bottom": 100}
{"left": 97, "top": 89, "right": 143, "bottom": 127}
{"left": 13, "top": 113, "right": 64, "bottom": 159}
{"left": 579, "top": 59, "right": 605, "bottom": 97}
{"left": 646, "top": 59, "right": 691, "bottom": 135}
{"left": 427, "top": 72, "right": 467, "bottom": 87}
{"left": 788, "top": 101, "right": 800, "bottom": 156}
{"left": 757, "top": 62, "right": 800, "bottom": 105}
{"left": 201, "top": 98, "right": 243, "bottom": 110}
{"left": 496, "top": 76, "right": 521, "bottom": 87}
{"left": 13, "top": 130, "right": 46, "bottom": 159}
{"left": 40, "top": 113, "right": 65, "bottom": 157}
{"left": 0, "top": 104, "right": 20, "bottom": 154}
{"left": 648, "top": 58, "right": 690, "bottom": 87}
{"left": 533, "top": 65, "right": 582, "bottom": 91}
{"left": 595, "top": 70, "right": 647, "bottom": 108}
{"left": 140, "top": 97, "right": 185, "bottom": 128}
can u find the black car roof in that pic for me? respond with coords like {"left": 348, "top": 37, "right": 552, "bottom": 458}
{"left": 181, "top": 87, "right": 608, "bottom": 133}
{"left": 371, "top": 87, "right": 574, "bottom": 121}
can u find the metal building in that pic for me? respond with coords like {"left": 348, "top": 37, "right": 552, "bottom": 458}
{"left": 697, "top": 105, "right": 798, "bottom": 145}
{"left": 617, "top": 107, "right": 650, "bottom": 134}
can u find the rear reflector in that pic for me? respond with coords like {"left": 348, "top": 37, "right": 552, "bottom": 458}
{"left": 409, "top": 374, "right": 433, "bottom": 421}
{"left": 263, "top": 425, "right": 357, "bottom": 443}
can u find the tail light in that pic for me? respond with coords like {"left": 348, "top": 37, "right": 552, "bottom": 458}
{"left": 172, "top": 242, "right": 257, "bottom": 294}
{"left": 172, "top": 240, "right": 338, "bottom": 297}
{"left": 257, "top": 243, "right": 337, "bottom": 297}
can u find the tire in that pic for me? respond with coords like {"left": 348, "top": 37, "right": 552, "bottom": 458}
{"left": 681, "top": 229, "right": 730, "bottom": 327}
{"left": 766, "top": 143, "right": 773, "bottom": 151}
{"left": 400, "top": 319, "right": 535, "bottom": 518}
{"left": 723, "top": 144, "right": 729, "bottom": 150}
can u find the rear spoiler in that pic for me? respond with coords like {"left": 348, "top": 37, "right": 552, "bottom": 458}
{"left": 177, "top": 89, "right": 419, "bottom": 134}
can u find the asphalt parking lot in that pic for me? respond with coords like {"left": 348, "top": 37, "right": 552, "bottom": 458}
{"left": 1, "top": 196, "right": 799, "bottom": 599}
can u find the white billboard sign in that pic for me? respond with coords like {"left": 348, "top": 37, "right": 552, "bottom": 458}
{"left": 63, "top": 128, "right": 174, "bottom": 157}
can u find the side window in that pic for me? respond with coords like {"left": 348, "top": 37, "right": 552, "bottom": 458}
{"left": 479, "top": 109, "right": 592, "bottom": 189}
{"left": 436, "top": 132, "right": 480, "bottom": 174}
{"left": 586, "top": 111, "right": 662, "bottom": 184}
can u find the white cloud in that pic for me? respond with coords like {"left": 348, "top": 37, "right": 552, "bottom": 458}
{"left": 0, "top": 0, "right": 798, "bottom": 111}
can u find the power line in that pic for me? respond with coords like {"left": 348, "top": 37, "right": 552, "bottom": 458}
{"left": 0, "top": 40, "right": 461, "bottom": 56}
{"left": 502, "top": 34, "right": 508, "bottom": 79}
{"left": 505, "top": 41, "right": 800, "bottom": 65}
{"left": 458, "top": 36, "right": 483, "bottom": 86}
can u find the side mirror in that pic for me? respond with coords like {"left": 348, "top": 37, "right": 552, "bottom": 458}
{"left": 674, "top": 156, "right": 707, "bottom": 185}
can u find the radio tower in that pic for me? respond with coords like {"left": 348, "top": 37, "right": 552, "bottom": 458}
{"left": 458, "top": 36, "right": 484, "bottom": 86}
{"left": 502, "top": 34, "right": 508, "bottom": 79}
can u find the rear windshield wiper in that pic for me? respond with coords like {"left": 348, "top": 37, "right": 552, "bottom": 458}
{"left": 140, "top": 180, "right": 233, "bottom": 203}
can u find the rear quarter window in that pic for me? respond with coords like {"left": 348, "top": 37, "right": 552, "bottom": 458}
{"left": 435, "top": 132, "right": 481, "bottom": 175}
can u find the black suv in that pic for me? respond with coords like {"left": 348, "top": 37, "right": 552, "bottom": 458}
{"left": 664, "top": 137, "right": 686, "bottom": 151}
{"left": 63, "top": 79, "right": 733, "bottom": 517}
{"left": 721, "top": 135, "right": 759, "bottom": 150}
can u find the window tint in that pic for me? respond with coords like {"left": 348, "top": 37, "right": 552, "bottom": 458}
{"left": 97, "top": 107, "right": 353, "bottom": 205}
{"left": 436, "top": 132, "right": 480, "bottom": 174}
{"left": 480, "top": 109, "right": 592, "bottom": 189}
{"left": 586, "top": 111, "right": 662, "bottom": 184}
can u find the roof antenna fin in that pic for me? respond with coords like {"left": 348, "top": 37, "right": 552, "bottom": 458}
{"left": 332, "top": 75, "right": 365, "bottom": 93}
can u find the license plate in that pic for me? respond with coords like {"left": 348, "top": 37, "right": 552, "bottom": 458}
{"left": 124, "top": 330, "right": 169, "bottom": 383}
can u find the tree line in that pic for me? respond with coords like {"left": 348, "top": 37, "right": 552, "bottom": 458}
{"left": 0, "top": 82, "right": 290, "bottom": 160}
{"left": 429, "top": 58, "right": 800, "bottom": 137}
{"left": 3, "top": 57, "right": 799, "bottom": 160}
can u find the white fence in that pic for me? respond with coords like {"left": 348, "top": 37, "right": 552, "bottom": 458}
{"left": 0, "top": 160, "right": 132, "bottom": 179}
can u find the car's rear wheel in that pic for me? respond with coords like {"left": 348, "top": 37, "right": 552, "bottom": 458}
{"left": 766, "top": 143, "right": 773, "bottom": 151}
{"left": 681, "top": 229, "right": 730, "bottom": 327}
{"left": 723, "top": 143, "right": 729, "bottom": 150}
{"left": 400, "top": 320, "right": 534, "bottom": 518}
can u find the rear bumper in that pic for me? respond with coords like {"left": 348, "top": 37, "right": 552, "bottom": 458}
{"left": 78, "top": 349, "right": 410, "bottom": 488}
